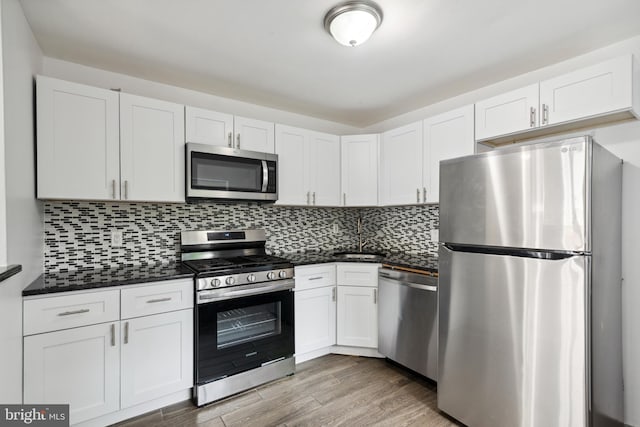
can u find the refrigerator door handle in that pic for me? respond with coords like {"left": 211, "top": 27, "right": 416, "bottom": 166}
{"left": 443, "top": 243, "right": 581, "bottom": 260}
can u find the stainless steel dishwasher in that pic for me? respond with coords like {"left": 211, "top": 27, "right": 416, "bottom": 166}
{"left": 378, "top": 268, "right": 438, "bottom": 380}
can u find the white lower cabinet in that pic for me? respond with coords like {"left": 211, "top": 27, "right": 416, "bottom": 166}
{"left": 24, "top": 322, "right": 120, "bottom": 425}
{"left": 336, "top": 286, "right": 378, "bottom": 348}
{"left": 120, "top": 309, "right": 193, "bottom": 408}
{"left": 295, "top": 285, "right": 336, "bottom": 355}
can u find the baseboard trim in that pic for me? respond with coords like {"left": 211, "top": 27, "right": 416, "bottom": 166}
{"left": 296, "top": 345, "right": 384, "bottom": 364}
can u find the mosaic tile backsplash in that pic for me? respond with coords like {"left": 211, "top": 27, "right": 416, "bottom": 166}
{"left": 44, "top": 201, "right": 439, "bottom": 272}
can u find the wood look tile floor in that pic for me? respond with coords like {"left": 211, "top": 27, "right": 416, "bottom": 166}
{"left": 115, "top": 354, "right": 461, "bottom": 427}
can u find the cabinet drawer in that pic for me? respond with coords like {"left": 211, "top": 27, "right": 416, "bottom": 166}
{"left": 294, "top": 264, "right": 336, "bottom": 291}
{"left": 121, "top": 279, "right": 193, "bottom": 319}
{"left": 24, "top": 289, "right": 120, "bottom": 335}
{"left": 336, "top": 263, "right": 380, "bottom": 287}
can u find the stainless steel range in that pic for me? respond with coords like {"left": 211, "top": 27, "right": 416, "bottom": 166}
{"left": 181, "top": 229, "right": 295, "bottom": 406}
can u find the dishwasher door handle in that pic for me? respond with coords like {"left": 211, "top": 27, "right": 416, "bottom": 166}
{"left": 402, "top": 281, "right": 437, "bottom": 292}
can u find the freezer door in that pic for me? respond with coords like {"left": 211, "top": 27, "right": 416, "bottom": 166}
{"left": 438, "top": 245, "right": 587, "bottom": 427}
{"left": 440, "top": 136, "right": 589, "bottom": 252}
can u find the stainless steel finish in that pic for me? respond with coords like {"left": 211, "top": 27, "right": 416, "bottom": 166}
{"left": 124, "top": 321, "right": 129, "bottom": 344}
{"left": 440, "top": 136, "right": 589, "bottom": 252}
{"left": 236, "top": 133, "right": 241, "bottom": 149}
{"left": 308, "top": 276, "right": 323, "bottom": 281}
{"left": 373, "top": 288, "right": 377, "bottom": 304}
{"left": 195, "top": 267, "right": 294, "bottom": 291}
{"left": 146, "top": 297, "right": 172, "bottom": 304}
{"left": 416, "top": 188, "right": 420, "bottom": 203}
{"left": 197, "top": 279, "right": 294, "bottom": 304}
{"left": 438, "top": 245, "right": 587, "bottom": 427}
{"left": 378, "top": 268, "right": 438, "bottom": 380}
{"left": 261, "top": 160, "right": 269, "bottom": 192}
{"left": 110, "top": 324, "right": 115, "bottom": 346}
{"left": 332, "top": 287, "right": 336, "bottom": 302}
{"left": 195, "top": 357, "right": 295, "bottom": 406}
{"left": 312, "top": 192, "right": 316, "bottom": 205}
{"left": 112, "top": 179, "right": 116, "bottom": 199}
{"left": 124, "top": 180, "right": 129, "bottom": 200}
{"left": 228, "top": 132, "right": 232, "bottom": 147}
{"left": 185, "top": 143, "right": 278, "bottom": 201}
{"left": 306, "top": 191, "right": 310, "bottom": 205}
{"left": 180, "top": 229, "right": 266, "bottom": 248}
{"left": 543, "top": 103, "right": 549, "bottom": 124}
{"left": 423, "top": 187, "right": 426, "bottom": 203}
{"left": 529, "top": 106, "right": 536, "bottom": 127}
{"left": 356, "top": 214, "right": 368, "bottom": 252}
{"left": 57, "top": 308, "right": 90, "bottom": 316}
{"left": 323, "top": 1, "right": 383, "bottom": 45}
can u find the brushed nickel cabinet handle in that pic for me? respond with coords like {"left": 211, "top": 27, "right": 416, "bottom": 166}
{"left": 530, "top": 107, "right": 536, "bottom": 127}
{"left": 417, "top": 188, "right": 420, "bottom": 203}
{"left": 236, "top": 134, "right": 240, "bottom": 149}
{"left": 124, "top": 180, "right": 129, "bottom": 200}
{"left": 373, "top": 289, "right": 377, "bottom": 304}
{"left": 307, "top": 191, "right": 310, "bottom": 205}
{"left": 542, "top": 104, "right": 549, "bottom": 125}
{"left": 343, "top": 193, "right": 346, "bottom": 206}
{"left": 110, "top": 324, "right": 115, "bottom": 347}
{"left": 124, "top": 321, "right": 129, "bottom": 344}
{"left": 308, "top": 276, "right": 323, "bottom": 281}
{"left": 57, "top": 308, "right": 90, "bottom": 316}
{"left": 332, "top": 287, "right": 336, "bottom": 302}
{"left": 228, "top": 132, "right": 232, "bottom": 147}
{"left": 423, "top": 187, "right": 426, "bottom": 203}
{"left": 112, "top": 179, "right": 117, "bottom": 199}
{"left": 313, "top": 192, "right": 316, "bottom": 206}
{"left": 146, "top": 297, "right": 172, "bottom": 304}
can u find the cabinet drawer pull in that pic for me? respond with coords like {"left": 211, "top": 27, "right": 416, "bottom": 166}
{"left": 57, "top": 308, "right": 90, "bottom": 316}
{"left": 308, "top": 276, "right": 323, "bottom": 281}
{"left": 124, "top": 321, "right": 129, "bottom": 344}
{"left": 110, "top": 324, "right": 115, "bottom": 347}
{"left": 146, "top": 297, "right": 172, "bottom": 304}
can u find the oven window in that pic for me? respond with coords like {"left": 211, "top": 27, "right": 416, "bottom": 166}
{"left": 217, "top": 302, "right": 281, "bottom": 349}
{"left": 191, "top": 152, "right": 263, "bottom": 192}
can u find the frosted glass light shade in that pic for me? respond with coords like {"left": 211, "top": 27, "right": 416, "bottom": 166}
{"left": 324, "top": 1, "right": 383, "bottom": 47}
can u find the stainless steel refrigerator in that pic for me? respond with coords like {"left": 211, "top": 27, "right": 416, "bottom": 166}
{"left": 438, "top": 136, "right": 623, "bottom": 427}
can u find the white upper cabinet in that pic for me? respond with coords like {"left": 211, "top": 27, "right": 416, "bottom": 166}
{"left": 424, "top": 105, "right": 475, "bottom": 203}
{"left": 185, "top": 106, "right": 234, "bottom": 147}
{"left": 275, "top": 125, "right": 340, "bottom": 206}
{"left": 475, "top": 83, "right": 539, "bottom": 141}
{"left": 36, "top": 76, "right": 120, "bottom": 200}
{"left": 120, "top": 93, "right": 185, "bottom": 203}
{"left": 341, "top": 134, "right": 379, "bottom": 207}
{"left": 475, "top": 55, "right": 639, "bottom": 143}
{"left": 380, "top": 122, "right": 423, "bottom": 205}
{"left": 540, "top": 55, "right": 638, "bottom": 126}
{"left": 234, "top": 116, "right": 275, "bottom": 153}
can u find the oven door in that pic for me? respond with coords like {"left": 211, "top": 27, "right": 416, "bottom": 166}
{"left": 186, "top": 143, "right": 277, "bottom": 201}
{"left": 195, "top": 280, "right": 294, "bottom": 384}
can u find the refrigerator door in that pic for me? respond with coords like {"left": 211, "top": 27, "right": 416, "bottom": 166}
{"left": 440, "top": 136, "right": 589, "bottom": 252}
{"left": 438, "top": 245, "right": 587, "bottom": 427}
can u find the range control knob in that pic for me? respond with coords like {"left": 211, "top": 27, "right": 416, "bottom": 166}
{"left": 210, "top": 278, "right": 221, "bottom": 288}
{"left": 278, "top": 270, "right": 288, "bottom": 279}
{"left": 225, "top": 276, "right": 236, "bottom": 286}
{"left": 247, "top": 274, "right": 256, "bottom": 283}
{"left": 267, "top": 272, "right": 276, "bottom": 280}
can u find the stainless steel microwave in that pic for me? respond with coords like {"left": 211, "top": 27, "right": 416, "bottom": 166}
{"left": 186, "top": 143, "right": 278, "bottom": 202}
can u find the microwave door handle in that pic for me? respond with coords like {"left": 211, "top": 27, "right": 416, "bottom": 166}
{"left": 261, "top": 160, "right": 269, "bottom": 192}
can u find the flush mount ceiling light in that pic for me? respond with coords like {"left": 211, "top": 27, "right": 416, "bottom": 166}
{"left": 324, "top": 1, "right": 383, "bottom": 47}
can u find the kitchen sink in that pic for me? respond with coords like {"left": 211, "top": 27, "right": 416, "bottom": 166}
{"left": 333, "top": 252, "right": 386, "bottom": 262}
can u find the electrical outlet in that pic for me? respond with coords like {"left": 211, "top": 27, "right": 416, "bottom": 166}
{"left": 111, "top": 230, "right": 123, "bottom": 247}
{"left": 430, "top": 229, "right": 439, "bottom": 242}
{"left": 332, "top": 222, "right": 340, "bottom": 234}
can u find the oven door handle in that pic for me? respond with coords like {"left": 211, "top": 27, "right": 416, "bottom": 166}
{"left": 197, "top": 280, "right": 294, "bottom": 303}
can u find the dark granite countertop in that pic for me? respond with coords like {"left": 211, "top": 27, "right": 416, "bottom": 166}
{"left": 23, "top": 263, "right": 195, "bottom": 296}
{"left": 277, "top": 250, "right": 438, "bottom": 275}
{"left": 0, "top": 264, "right": 22, "bottom": 284}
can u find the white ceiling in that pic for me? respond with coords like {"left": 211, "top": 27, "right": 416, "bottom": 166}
{"left": 19, "top": 0, "right": 640, "bottom": 127}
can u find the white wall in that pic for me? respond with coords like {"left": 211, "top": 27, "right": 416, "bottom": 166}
{"left": 0, "top": 0, "right": 43, "bottom": 403}
{"left": 41, "top": 57, "right": 362, "bottom": 136}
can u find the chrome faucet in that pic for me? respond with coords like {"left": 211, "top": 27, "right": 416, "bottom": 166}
{"left": 357, "top": 214, "right": 368, "bottom": 253}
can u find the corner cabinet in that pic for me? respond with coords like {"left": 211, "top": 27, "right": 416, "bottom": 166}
{"left": 341, "top": 134, "right": 379, "bottom": 206}
{"left": 475, "top": 55, "right": 640, "bottom": 144}
{"left": 36, "top": 76, "right": 185, "bottom": 202}
{"left": 275, "top": 125, "right": 340, "bottom": 206}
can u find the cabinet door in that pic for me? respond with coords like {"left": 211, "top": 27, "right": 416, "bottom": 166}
{"left": 336, "top": 286, "right": 378, "bottom": 348}
{"left": 341, "top": 134, "right": 379, "bottom": 206}
{"left": 24, "top": 322, "right": 120, "bottom": 425}
{"left": 295, "top": 286, "right": 337, "bottom": 355}
{"left": 275, "top": 125, "right": 310, "bottom": 205}
{"left": 36, "top": 76, "right": 120, "bottom": 200}
{"left": 380, "top": 122, "right": 423, "bottom": 205}
{"left": 309, "top": 131, "right": 341, "bottom": 206}
{"left": 120, "top": 93, "right": 185, "bottom": 202}
{"left": 234, "top": 116, "right": 275, "bottom": 153}
{"left": 120, "top": 310, "right": 193, "bottom": 408}
{"left": 424, "top": 105, "right": 475, "bottom": 203}
{"left": 185, "top": 106, "right": 233, "bottom": 147}
{"left": 540, "top": 55, "right": 635, "bottom": 126}
{"left": 475, "top": 84, "right": 539, "bottom": 141}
